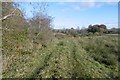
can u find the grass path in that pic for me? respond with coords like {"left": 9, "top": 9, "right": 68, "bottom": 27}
{"left": 3, "top": 37, "right": 118, "bottom": 78}
{"left": 30, "top": 38, "right": 111, "bottom": 78}
{"left": 32, "top": 40, "right": 73, "bottom": 78}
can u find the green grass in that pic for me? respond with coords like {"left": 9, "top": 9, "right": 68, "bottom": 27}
{"left": 2, "top": 33, "right": 119, "bottom": 79}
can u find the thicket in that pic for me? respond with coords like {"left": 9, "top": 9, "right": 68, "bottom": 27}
{"left": 2, "top": 2, "right": 53, "bottom": 74}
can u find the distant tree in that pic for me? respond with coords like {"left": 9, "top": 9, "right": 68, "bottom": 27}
{"left": 87, "top": 25, "right": 96, "bottom": 33}
{"left": 69, "top": 28, "right": 77, "bottom": 37}
{"left": 107, "top": 28, "right": 120, "bottom": 34}
{"left": 99, "top": 24, "right": 107, "bottom": 29}
{"left": 118, "top": 28, "right": 120, "bottom": 34}
{"left": 87, "top": 24, "right": 107, "bottom": 34}
{"left": 76, "top": 26, "right": 80, "bottom": 34}
{"left": 80, "top": 27, "right": 88, "bottom": 36}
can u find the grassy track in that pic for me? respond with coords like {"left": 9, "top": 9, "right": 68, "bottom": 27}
{"left": 3, "top": 36, "right": 119, "bottom": 78}
{"left": 28, "top": 37, "right": 118, "bottom": 78}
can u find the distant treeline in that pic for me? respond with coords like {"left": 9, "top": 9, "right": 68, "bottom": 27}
{"left": 53, "top": 24, "right": 120, "bottom": 37}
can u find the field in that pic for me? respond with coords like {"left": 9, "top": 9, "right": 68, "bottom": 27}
{"left": 1, "top": 2, "right": 119, "bottom": 79}
{"left": 2, "top": 34, "right": 119, "bottom": 79}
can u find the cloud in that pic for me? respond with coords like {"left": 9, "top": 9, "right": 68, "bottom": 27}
{"left": 71, "top": 2, "right": 98, "bottom": 11}
{"left": 72, "top": 5, "right": 81, "bottom": 10}
{"left": 81, "top": 2, "right": 96, "bottom": 8}
{"left": 70, "top": 0, "right": 118, "bottom": 11}
{"left": 57, "top": 2, "right": 66, "bottom": 5}
{"left": 106, "top": 23, "right": 118, "bottom": 29}
{"left": 105, "top": 0, "right": 119, "bottom": 2}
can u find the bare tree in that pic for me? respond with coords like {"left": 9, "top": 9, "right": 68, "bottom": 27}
{"left": 27, "top": 2, "right": 53, "bottom": 49}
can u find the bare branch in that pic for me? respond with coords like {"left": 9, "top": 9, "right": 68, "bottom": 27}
{"left": 0, "top": 8, "right": 17, "bottom": 21}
